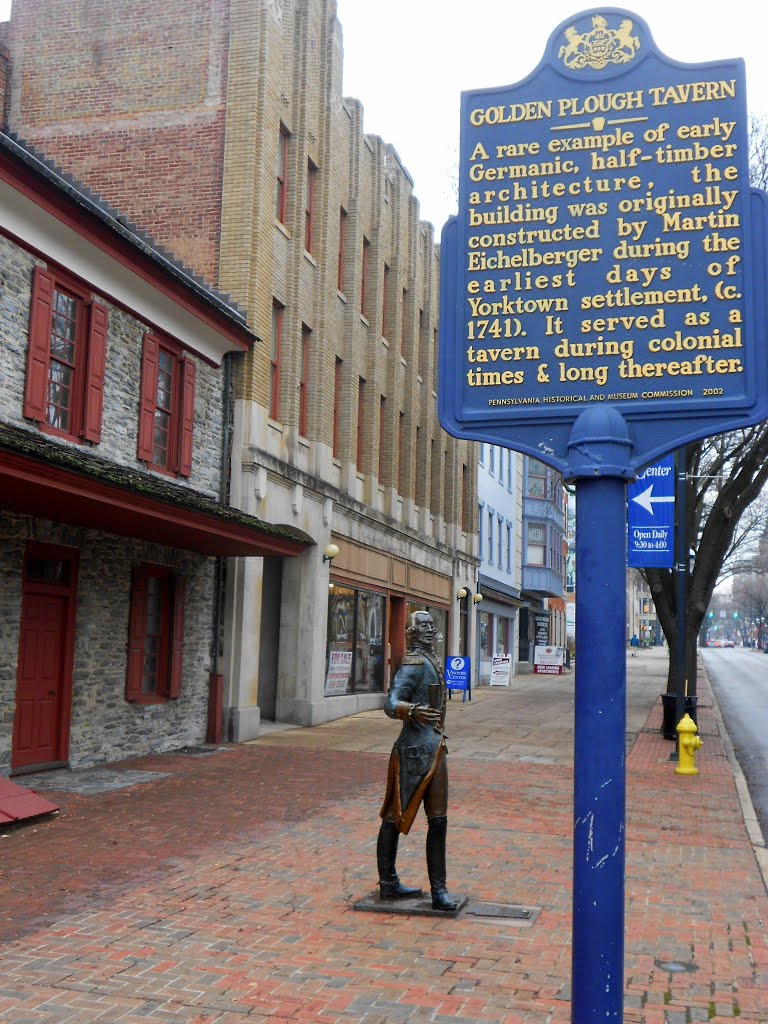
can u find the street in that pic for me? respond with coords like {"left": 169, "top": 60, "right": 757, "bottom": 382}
{"left": 703, "top": 646, "right": 768, "bottom": 841}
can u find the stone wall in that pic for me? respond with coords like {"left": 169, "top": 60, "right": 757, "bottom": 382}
{"left": 0, "top": 513, "right": 214, "bottom": 771}
{"left": 0, "top": 236, "right": 225, "bottom": 498}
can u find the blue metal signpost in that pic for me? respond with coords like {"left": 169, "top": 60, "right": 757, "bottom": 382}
{"left": 439, "top": 8, "right": 768, "bottom": 1022}
{"left": 627, "top": 454, "right": 675, "bottom": 568}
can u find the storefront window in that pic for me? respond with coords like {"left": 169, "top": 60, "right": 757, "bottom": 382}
{"left": 496, "top": 617, "right": 509, "bottom": 655}
{"left": 326, "top": 585, "right": 355, "bottom": 695}
{"left": 479, "top": 611, "right": 491, "bottom": 658}
{"left": 326, "top": 585, "right": 385, "bottom": 695}
{"left": 406, "top": 603, "right": 447, "bottom": 665}
{"left": 354, "top": 590, "right": 385, "bottom": 692}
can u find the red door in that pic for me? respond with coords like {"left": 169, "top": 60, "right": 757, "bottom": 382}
{"left": 12, "top": 546, "right": 77, "bottom": 772}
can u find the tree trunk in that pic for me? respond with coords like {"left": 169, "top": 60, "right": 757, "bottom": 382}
{"left": 645, "top": 562, "right": 707, "bottom": 698}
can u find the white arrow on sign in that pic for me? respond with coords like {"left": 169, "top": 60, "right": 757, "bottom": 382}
{"left": 631, "top": 484, "right": 675, "bottom": 515}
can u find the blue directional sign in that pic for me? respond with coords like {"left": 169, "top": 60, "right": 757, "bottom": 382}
{"left": 627, "top": 454, "right": 675, "bottom": 566}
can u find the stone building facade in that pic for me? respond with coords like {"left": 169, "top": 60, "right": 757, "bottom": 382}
{"left": 0, "top": 132, "right": 305, "bottom": 772}
{"left": 3, "top": 0, "right": 479, "bottom": 737}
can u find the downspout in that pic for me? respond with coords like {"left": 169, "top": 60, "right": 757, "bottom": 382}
{"left": 207, "top": 351, "right": 236, "bottom": 743}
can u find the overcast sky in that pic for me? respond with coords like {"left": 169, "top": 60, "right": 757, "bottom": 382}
{"left": 336, "top": 1, "right": 768, "bottom": 230}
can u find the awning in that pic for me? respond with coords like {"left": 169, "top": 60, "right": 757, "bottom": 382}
{"left": 0, "top": 425, "right": 309, "bottom": 558}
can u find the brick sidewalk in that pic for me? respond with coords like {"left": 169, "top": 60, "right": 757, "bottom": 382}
{"left": 1, "top": 654, "right": 767, "bottom": 1023}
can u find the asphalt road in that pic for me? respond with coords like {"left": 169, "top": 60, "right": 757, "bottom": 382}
{"left": 703, "top": 645, "right": 768, "bottom": 842}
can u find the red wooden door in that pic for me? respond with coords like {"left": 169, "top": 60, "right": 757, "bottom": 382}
{"left": 12, "top": 591, "right": 69, "bottom": 769}
{"left": 12, "top": 545, "right": 78, "bottom": 772}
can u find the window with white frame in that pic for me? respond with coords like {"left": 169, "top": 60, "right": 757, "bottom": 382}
{"left": 527, "top": 522, "right": 547, "bottom": 565}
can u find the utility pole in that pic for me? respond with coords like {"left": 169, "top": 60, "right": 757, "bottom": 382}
{"left": 673, "top": 447, "right": 688, "bottom": 761}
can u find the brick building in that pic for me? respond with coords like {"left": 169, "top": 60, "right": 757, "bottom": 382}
{"left": 2, "top": 0, "right": 478, "bottom": 738}
{"left": 0, "top": 130, "right": 308, "bottom": 772}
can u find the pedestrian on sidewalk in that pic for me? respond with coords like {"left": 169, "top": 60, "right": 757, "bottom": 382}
{"left": 376, "top": 610, "right": 458, "bottom": 912}
{"left": 630, "top": 633, "right": 640, "bottom": 656}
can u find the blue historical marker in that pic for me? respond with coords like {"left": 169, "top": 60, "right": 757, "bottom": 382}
{"left": 439, "top": 8, "right": 768, "bottom": 1022}
{"left": 627, "top": 454, "right": 675, "bottom": 567}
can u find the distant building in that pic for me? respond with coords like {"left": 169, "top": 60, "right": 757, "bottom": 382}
{"left": 476, "top": 444, "right": 523, "bottom": 683}
{"left": 519, "top": 457, "right": 566, "bottom": 665}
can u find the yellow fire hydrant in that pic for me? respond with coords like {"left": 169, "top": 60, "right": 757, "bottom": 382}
{"left": 675, "top": 713, "right": 703, "bottom": 775}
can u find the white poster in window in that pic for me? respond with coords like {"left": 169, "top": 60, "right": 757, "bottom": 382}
{"left": 490, "top": 655, "right": 511, "bottom": 687}
{"left": 533, "top": 645, "right": 564, "bottom": 675}
{"left": 325, "top": 650, "right": 353, "bottom": 695}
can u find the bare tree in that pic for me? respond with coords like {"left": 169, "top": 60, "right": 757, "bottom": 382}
{"left": 642, "top": 116, "right": 768, "bottom": 696}
{"left": 733, "top": 572, "right": 768, "bottom": 647}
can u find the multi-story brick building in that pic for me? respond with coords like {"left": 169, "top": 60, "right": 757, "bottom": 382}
{"left": 519, "top": 457, "right": 567, "bottom": 663}
{"left": 0, "top": 130, "right": 307, "bottom": 772}
{"left": 2, "top": 0, "right": 478, "bottom": 739}
{"left": 476, "top": 445, "right": 524, "bottom": 683}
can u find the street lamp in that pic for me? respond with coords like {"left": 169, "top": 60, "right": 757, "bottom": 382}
{"left": 322, "top": 542, "right": 339, "bottom": 565}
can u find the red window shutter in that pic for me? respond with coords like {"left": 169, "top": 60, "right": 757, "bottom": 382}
{"left": 82, "top": 302, "right": 109, "bottom": 443}
{"left": 23, "top": 266, "right": 55, "bottom": 422}
{"left": 178, "top": 357, "right": 196, "bottom": 477}
{"left": 168, "top": 575, "right": 185, "bottom": 699}
{"left": 137, "top": 333, "right": 159, "bottom": 461}
{"left": 126, "top": 566, "right": 150, "bottom": 702}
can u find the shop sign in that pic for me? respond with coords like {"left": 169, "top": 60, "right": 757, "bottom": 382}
{"left": 324, "top": 650, "right": 352, "bottom": 695}
{"left": 534, "top": 613, "right": 550, "bottom": 646}
{"left": 534, "top": 645, "right": 564, "bottom": 674}
{"left": 490, "top": 655, "right": 512, "bottom": 686}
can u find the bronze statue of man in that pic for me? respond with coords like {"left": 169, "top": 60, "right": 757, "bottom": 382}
{"left": 377, "top": 610, "right": 458, "bottom": 912}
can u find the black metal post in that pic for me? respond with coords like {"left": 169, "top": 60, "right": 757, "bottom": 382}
{"left": 673, "top": 448, "right": 688, "bottom": 760}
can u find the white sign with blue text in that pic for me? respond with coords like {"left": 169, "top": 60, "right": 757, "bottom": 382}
{"left": 627, "top": 455, "right": 675, "bottom": 568}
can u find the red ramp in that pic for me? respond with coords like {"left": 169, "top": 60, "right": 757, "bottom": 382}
{"left": 0, "top": 778, "right": 59, "bottom": 824}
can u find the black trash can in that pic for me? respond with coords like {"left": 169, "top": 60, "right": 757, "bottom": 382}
{"left": 660, "top": 693, "right": 698, "bottom": 740}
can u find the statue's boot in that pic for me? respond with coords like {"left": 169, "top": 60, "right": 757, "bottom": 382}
{"left": 426, "top": 815, "right": 459, "bottom": 912}
{"left": 377, "top": 821, "right": 423, "bottom": 899}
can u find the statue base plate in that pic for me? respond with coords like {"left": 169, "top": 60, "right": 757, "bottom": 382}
{"left": 353, "top": 892, "right": 469, "bottom": 918}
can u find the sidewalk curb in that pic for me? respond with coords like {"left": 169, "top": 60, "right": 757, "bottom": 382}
{"left": 700, "top": 656, "right": 768, "bottom": 894}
